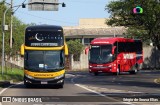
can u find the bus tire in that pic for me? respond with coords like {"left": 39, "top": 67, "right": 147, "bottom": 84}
{"left": 57, "top": 83, "right": 64, "bottom": 88}
{"left": 25, "top": 84, "right": 31, "bottom": 88}
{"left": 129, "top": 64, "right": 138, "bottom": 74}
{"left": 94, "top": 72, "right": 98, "bottom": 76}
{"left": 129, "top": 69, "right": 137, "bottom": 74}
{"left": 129, "top": 70, "right": 137, "bottom": 74}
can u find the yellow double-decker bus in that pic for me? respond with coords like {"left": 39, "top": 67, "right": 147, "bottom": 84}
{"left": 20, "top": 25, "right": 68, "bottom": 88}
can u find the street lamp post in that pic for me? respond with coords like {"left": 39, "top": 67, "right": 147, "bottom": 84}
{"left": 1, "top": 7, "right": 11, "bottom": 75}
{"left": 1, "top": 1, "right": 66, "bottom": 75}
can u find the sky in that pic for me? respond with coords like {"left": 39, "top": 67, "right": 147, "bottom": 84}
{"left": 5, "top": 0, "right": 112, "bottom": 26}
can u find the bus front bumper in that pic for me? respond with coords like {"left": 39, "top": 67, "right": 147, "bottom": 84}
{"left": 89, "top": 67, "right": 112, "bottom": 73}
{"left": 24, "top": 74, "right": 65, "bottom": 85}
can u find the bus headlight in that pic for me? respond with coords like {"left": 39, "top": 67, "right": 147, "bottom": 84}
{"left": 89, "top": 65, "right": 93, "bottom": 68}
{"left": 108, "top": 65, "right": 112, "bottom": 67}
{"left": 25, "top": 74, "right": 34, "bottom": 79}
{"left": 55, "top": 74, "right": 64, "bottom": 80}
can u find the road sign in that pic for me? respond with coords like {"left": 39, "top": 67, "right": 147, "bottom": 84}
{"left": 28, "top": 0, "right": 59, "bottom": 11}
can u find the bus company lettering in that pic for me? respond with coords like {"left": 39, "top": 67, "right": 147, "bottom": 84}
{"left": 93, "top": 41, "right": 109, "bottom": 44}
{"left": 34, "top": 74, "right": 54, "bottom": 77}
{"left": 123, "top": 54, "right": 134, "bottom": 59}
{"left": 31, "top": 43, "right": 58, "bottom": 46}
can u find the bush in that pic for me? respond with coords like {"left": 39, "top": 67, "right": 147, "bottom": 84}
{"left": 66, "top": 39, "right": 84, "bottom": 61}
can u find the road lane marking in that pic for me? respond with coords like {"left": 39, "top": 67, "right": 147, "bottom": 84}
{"left": 74, "top": 84, "right": 135, "bottom": 105}
{"left": 0, "top": 82, "right": 23, "bottom": 105}
{"left": 0, "top": 82, "right": 23, "bottom": 95}
{"left": 71, "top": 75, "right": 135, "bottom": 105}
{"left": 75, "top": 84, "right": 106, "bottom": 97}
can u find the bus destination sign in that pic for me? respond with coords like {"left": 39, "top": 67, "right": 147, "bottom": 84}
{"left": 25, "top": 30, "right": 64, "bottom": 47}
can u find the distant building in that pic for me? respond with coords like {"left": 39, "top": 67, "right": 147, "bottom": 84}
{"left": 63, "top": 18, "right": 126, "bottom": 45}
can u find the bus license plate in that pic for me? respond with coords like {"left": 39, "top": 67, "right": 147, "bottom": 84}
{"left": 41, "top": 82, "right": 48, "bottom": 84}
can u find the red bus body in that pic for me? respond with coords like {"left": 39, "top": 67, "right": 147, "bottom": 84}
{"left": 87, "top": 37, "right": 143, "bottom": 75}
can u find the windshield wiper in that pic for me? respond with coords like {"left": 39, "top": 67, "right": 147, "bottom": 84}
{"left": 95, "top": 55, "right": 102, "bottom": 63}
{"left": 45, "top": 67, "right": 64, "bottom": 71}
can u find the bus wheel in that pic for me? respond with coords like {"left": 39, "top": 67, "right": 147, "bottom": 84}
{"left": 129, "top": 69, "right": 137, "bottom": 74}
{"left": 129, "top": 65, "right": 138, "bottom": 74}
{"left": 56, "top": 81, "right": 64, "bottom": 88}
{"left": 57, "top": 84, "right": 64, "bottom": 88}
{"left": 94, "top": 72, "right": 98, "bottom": 76}
{"left": 25, "top": 84, "right": 31, "bottom": 88}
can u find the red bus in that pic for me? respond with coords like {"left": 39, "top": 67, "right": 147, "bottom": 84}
{"left": 86, "top": 37, "right": 143, "bottom": 75}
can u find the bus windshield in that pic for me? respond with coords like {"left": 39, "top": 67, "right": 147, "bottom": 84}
{"left": 89, "top": 45, "right": 113, "bottom": 64}
{"left": 24, "top": 50, "right": 64, "bottom": 72}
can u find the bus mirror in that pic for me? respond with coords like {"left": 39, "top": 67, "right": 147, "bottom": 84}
{"left": 112, "top": 46, "right": 116, "bottom": 54}
{"left": 64, "top": 43, "right": 68, "bottom": 56}
{"left": 20, "top": 44, "right": 24, "bottom": 56}
{"left": 85, "top": 46, "right": 89, "bottom": 55}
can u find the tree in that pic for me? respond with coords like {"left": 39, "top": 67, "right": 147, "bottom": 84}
{"left": 66, "top": 39, "right": 84, "bottom": 61}
{"left": 11, "top": 17, "right": 27, "bottom": 56}
{"left": 106, "top": 0, "right": 160, "bottom": 50}
{"left": 125, "top": 27, "right": 150, "bottom": 46}
{"left": 0, "top": 1, "right": 28, "bottom": 58}
{"left": 0, "top": 1, "right": 12, "bottom": 57}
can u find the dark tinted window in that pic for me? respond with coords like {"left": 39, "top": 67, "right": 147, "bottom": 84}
{"left": 114, "top": 41, "right": 142, "bottom": 53}
{"left": 25, "top": 30, "right": 64, "bottom": 47}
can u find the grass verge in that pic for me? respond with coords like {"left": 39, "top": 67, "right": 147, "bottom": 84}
{"left": 0, "top": 68, "right": 24, "bottom": 82}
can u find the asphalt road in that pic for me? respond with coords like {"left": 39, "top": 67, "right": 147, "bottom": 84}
{"left": 0, "top": 70, "right": 160, "bottom": 105}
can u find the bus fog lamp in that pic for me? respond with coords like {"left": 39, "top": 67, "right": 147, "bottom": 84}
{"left": 57, "top": 79, "right": 63, "bottom": 83}
{"left": 108, "top": 65, "right": 112, "bottom": 67}
{"left": 89, "top": 66, "right": 93, "bottom": 68}
{"left": 25, "top": 74, "right": 34, "bottom": 79}
{"left": 26, "top": 80, "right": 32, "bottom": 83}
{"left": 55, "top": 74, "right": 64, "bottom": 79}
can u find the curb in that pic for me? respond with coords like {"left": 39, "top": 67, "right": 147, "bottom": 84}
{"left": 0, "top": 81, "right": 11, "bottom": 87}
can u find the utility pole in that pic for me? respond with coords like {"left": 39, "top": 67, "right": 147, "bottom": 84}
{"left": 10, "top": 0, "right": 13, "bottom": 48}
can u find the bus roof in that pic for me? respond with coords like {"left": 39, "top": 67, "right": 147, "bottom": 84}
{"left": 26, "top": 25, "right": 63, "bottom": 31}
{"left": 90, "top": 37, "right": 141, "bottom": 45}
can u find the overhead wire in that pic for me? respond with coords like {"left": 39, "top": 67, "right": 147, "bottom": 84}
{"left": 13, "top": 0, "right": 26, "bottom": 13}
{"left": 12, "top": 0, "right": 107, "bottom": 25}
{"left": 16, "top": 10, "right": 78, "bottom": 25}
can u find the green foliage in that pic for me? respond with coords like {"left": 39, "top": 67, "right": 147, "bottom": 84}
{"left": 11, "top": 17, "right": 27, "bottom": 56}
{"left": 0, "top": 2, "right": 28, "bottom": 58}
{"left": 126, "top": 27, "right": 150, "bottom": 46}
{"left": 66, "top": 39, "right": 84, "bottom": 61}
{"left": 106, "top": 0, "right": 160, "bottom": 50}
{"left": 0, "top": 2, "right": 11, "bottom": 56}
{"left": 0, "top": 68, "right": 24, "bottom": 82}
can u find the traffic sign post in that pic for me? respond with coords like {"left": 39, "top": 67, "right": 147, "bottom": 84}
{"left": 1, "top": 0, "right": 66, "bottom": 75}
{"left": 28, "top": 0, "right": 65, "bottom": 11}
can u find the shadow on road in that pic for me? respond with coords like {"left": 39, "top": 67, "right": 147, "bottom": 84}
{"left": 69, "top": 70, "right": 160, "bottom": 90}
{"left": 1, "top": 83, "right": 64, "bottom": 89}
